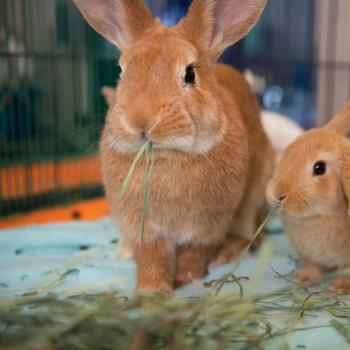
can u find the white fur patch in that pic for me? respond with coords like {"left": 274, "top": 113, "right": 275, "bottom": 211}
{"left": 107, "top": 134, "right": 142, "bottom": 154}
{"left": 149, "top": 221, "right": 199, "bottom": 245}
{"left": 155, "top": 135, "right": 196, "bottom": 152}
{"left": 191, "top": 135, "right": 218, "bottom": 154}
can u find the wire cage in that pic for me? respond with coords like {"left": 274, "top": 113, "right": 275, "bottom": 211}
{"left": 1, "top": 0, "right": 350, "bottom": 218}
{"left": 0, "top": 0, "right": 120, "bottom": 216}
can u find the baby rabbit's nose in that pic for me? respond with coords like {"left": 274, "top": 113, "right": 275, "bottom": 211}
{"left": 278, "top": 195, "right": 287, "bottom": 203}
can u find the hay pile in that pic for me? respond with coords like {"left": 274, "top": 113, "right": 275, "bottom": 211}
{"left": 1, "top": 276, "right": 350, "bottom": 349}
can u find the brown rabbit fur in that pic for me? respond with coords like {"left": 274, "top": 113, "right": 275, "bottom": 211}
{"left": 74, "top": 0, "right": 275, "bottom": 294}
{"left": 267, "top": 102, "right": 350, "bottom": 294}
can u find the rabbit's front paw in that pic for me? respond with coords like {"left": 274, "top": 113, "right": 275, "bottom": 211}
{"left": 294, "top": 264, "right": 323, "bottom": 284}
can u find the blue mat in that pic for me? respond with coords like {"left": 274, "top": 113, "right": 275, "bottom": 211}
{"left": 0, "top": 218, "right": 349, "bottom": 350}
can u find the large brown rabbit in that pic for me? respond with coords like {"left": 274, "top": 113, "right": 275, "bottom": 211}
{"left": 74, "top": 0, "right": 275, "bottom": 294}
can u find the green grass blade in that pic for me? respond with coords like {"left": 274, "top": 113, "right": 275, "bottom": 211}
{"left": 141, "top": 142, "right": 154, "bottom": 242}
{"left": 118, "top": 141, "right": 151, "bottom": 199}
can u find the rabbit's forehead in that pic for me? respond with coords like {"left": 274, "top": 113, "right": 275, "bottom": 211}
{"left": 281, "top": 133, "right": 341, "bottom": 171}
{"left": 120, "top": 32, "right": 198, "bottom": 72}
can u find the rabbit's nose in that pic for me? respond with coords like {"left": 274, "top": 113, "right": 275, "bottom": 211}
{"left": 278, "top": 195, "right": 287, "bottom": 203}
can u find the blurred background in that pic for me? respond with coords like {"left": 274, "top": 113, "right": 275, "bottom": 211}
{"left": 0, "top": 0, "right": 350, "bottom": 220}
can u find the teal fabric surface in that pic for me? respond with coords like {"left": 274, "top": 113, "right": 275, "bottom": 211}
{"left": 0, "top": 217, "right": 350, "bottom": 350}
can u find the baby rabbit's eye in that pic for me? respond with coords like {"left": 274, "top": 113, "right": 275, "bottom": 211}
{"left": 313, "top": 161, "right": 327, "bottom": 176}
{"left": 185, "top": 65, "right": 196, "bottom": 85}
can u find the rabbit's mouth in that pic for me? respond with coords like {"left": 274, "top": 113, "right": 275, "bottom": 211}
{"left": 266, "top": 185, "right": 314, "bottom": 219}
{"left": 278, "top": 198, "right": 319, "bottom": 219}
{"left": 107, "top": 132, "right": 195, "bottom": 155}
{"left": 107, "top": 127, "right": 220, "bottom": 155}
{"left": 107, "top": 133, "right": 145, "bottom": 154}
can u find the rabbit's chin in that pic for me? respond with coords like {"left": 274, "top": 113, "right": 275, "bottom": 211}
{"left": 107, "top": 133, "right": 219, "bottom": 155}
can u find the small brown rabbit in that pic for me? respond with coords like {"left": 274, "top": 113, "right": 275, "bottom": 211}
{"left": 267, "top": 102, "right": 350, "bottom": 294}
{"left": 74, "top": 0, "right": 275, "bottom": 294}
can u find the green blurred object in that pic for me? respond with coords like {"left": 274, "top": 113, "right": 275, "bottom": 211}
{"left": 0, "top": 0, "right": 120, "bottom": 217}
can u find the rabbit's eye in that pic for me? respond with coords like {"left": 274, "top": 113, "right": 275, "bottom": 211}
{"left": 313, "top": 161, "right": 327, "bottom": 176}
{"left": 185, "top": 65, "right": 196, "bottom": 85}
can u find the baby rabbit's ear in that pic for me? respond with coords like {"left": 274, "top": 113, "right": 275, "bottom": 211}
{"left": 341, "top": 156, "right": 350, "bottom": 216}
{"left": 73, "top": 0, "right": 154, "bottom": 50}
{"left": 324, "top": 102, "right": 350, "bottom": 137}
{"left": 178, "top": 0, "right": 267, "bottom": 60}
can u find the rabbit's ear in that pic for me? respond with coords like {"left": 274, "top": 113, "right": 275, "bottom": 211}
{"left": 101, "top": 87, "right": 115, "bottom": 106}
{"left": 341, "top": 155, "right": 350, "bottom": 216}
{"left": 178, "top": 0, "right": 266, "bottom": 60}
{"left": 73, "top": 0, "right": 154, "bottom": 50}
{"left": 324, "top": 102, "right": 350, "bottom": 136}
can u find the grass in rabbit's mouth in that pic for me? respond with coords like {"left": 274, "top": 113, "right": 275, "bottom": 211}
{"left": 118, "top": 140, "right": 154, "bottom": 241}
{"left": 2, "top": 206, "right": 350, "bottom": 349}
